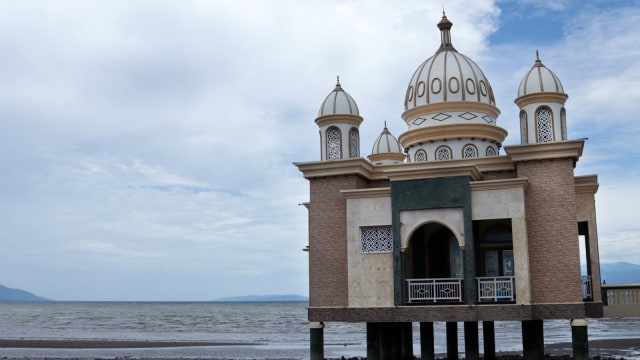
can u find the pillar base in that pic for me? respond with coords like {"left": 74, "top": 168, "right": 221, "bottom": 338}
{"left": 310, "top": 322, "right": 324, "bottom": 360}
{"left": 571, "top": 319, "right": 589, "bottom": 360}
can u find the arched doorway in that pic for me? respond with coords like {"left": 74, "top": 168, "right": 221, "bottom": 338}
{"left": 404, "top": 222, "right": 464, "bottom": 303}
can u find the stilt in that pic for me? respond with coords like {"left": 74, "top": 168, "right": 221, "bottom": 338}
{"left": 380, "top": 322, "right": 393, "bottom": 360}
{"left": 310, "top": 322, "right": 324, "bottom": 360}
{"left": 446, "top": 321, "right": 459, "bottom": 360}
{"left": 522, "top": 319, "right": 544, "bottom": 360}
{"left": 420, "top": 322, "right": 435, "bottom": 360}
{"left": 483, "top": 321, "right": 496, "bottom": 360}
{"left": 400, "top": 322, "right": 413, "bottom": 360}
{"left": 464, "top": 321, "right": 479, "bottom": 360}
{"left": 367, "top": 322, "right": 381, "bottom": 360}
{"left": 571, "top": 319, "right": 589, "bottom": 360}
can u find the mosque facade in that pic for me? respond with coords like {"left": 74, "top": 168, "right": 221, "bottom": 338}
{"left": 295, "top": 14, "right": 602, "bottom": 360}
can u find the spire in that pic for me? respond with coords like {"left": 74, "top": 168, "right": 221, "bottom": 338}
{"left": 437, "top": 12, "right": 456, "bottom": 52}
{"left": 534, "top": 50, "right": 543, "bottom": 67}
{"left": 335, "top": 75, "right": 342, "bottom": 89}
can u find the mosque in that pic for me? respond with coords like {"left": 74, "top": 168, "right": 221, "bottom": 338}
{"left": 295, "top": 14, "right": 603, "bottom": 360}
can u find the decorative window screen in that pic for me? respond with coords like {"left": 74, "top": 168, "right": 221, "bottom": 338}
{"left": 462, "top": 144, "right": 478, "bottom": 158}
{"left": 415, "top": 149, "right": 427, "bottom": 162}
{"left": 520, "top": 110, "right": 528, "bottom": 144}
{"left": 536, "top": 107, "right": 553, "bottom": 143}
{"left": 436, "top": 146, "right": 451, "bottom": 161}
{"left": 360, "top": 225, "right": 393, "bottom": 253}
{"left": 486, "top": 146, "right": 497, "bottom": 157}
{"left": 327, "top": 127, "right": 341, "bottom": 160}
{"left": 349, "top": 128, "right": 359, "bottom": 157}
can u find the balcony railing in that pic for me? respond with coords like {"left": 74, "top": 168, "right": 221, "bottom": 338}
{"left": 582, "top": 275, "right": 592, "bottom": 300}
{"left": 477, "top": 276, "right": 515, "bottom": 302}
{"left": 406, "top": 278, "right": 463, "bottom": 303}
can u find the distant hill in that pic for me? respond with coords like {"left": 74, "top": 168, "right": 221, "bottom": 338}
{"left": 0, "top": 284, "right": 50, "bottom": 301}
{"left": 598, "top": 262, "right": 640, "bottom": 284}
{"left": 214, "top": 294, "right": 308, "bottom": 302}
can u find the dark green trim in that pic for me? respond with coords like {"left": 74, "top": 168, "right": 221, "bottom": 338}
{"left": 391, "top": 176, "right": 476, "bottom": 305}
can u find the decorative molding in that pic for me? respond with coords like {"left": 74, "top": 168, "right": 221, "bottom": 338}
{"left": 315, "top": 114, "right": 363, "bottom": 127}
{"left": 575, "top": 175, "right": 599, "bottom": 194}
{"left": 384, "top": 163, "right": 482, "bottom": 181}
{"left": 341, "top": 187, "right": 391, "bottom": 199}
{"left": 367, "top": 152, "right": 407, "bottom": 163}
{"left": 514, "top": 92, "right": 568, "bottom": 108}
{"left": 470, "top": 178, "right": 529, "bottom": 191}
{"left": 398, "top": 123, "right": 508, "bottom": 149}
{"left": 402, "top": 101, "right": 500, "bottom": 121}
{"left": 504, "top": 140, "right": 584, "bottom": 165}
{"left": 294, "top": 158, "right": 375, "bottom": 179}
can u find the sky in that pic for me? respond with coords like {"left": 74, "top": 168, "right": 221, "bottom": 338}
{"left": 1, "top": 0, "right": 639, "bottom": 301}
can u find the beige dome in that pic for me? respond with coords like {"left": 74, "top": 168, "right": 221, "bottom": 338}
{"left": 404, "top": 15, "right": 496, "bottom": 113}
{"left": 518, "top": 52, "right": 565, "bottom": 97}
{"left": 368, "top": 123, "right": 406, "bottom": 165}
{"left": 318, "top": 77, "right": 360, "bottom": 117}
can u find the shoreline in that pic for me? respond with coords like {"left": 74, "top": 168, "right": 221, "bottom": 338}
{"left": 0, "top": 339, "right": 259, "bottom": 349}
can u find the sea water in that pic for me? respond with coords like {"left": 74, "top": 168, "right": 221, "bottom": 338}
{"left": 0, "top": 301, "right": 639, "bottom": 359}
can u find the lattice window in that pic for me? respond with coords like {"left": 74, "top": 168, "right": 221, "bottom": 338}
{"left": 462, "top": 144, "right": 478, "bottom": 158}
{"left": 360, "top": 225, "right": 393, "bottom": 253}
{"left": 436, "top": 146, "right": 451, "bottom": 161}
{"left": 486, "top": 146, "right": 497, "bottom": 157}
{"left": 349, "top": 128, "right": 359, "bottom": 158}
{"left": 415, "top": 149, "right": 427, "bottom": 162}
{"left": 536, "top": 107, "right": 553, "bottom": 143}
{"left": 561, "top": 107, "right": 567, "bottom": 140}
{"left": 327, "top": 127, "right": 341, "bottom": 160}
{"left": 520, "top": 110, "right": 528, "bottom": 144}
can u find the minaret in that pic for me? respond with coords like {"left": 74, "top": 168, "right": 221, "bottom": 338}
{"left": 515, "top": 51, "right": 569, "bottom": 144}
{"left": 315, "top": 77, "right": 363, "bottom": 161}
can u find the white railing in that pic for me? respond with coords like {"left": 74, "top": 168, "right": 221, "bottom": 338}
{"left": 582, "top": 275, "right": 592, "bottom": 300}
{"left": 477, "top": 276, "right": 515, "bottom": 302}
{"left": 406, "top": 278, "right": 463, "bottom": 303}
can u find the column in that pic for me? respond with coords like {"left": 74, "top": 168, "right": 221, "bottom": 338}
{"left": 571, "top": 319, "right": 589, "bottom": 360}
{"left": 400, "top": 322, "right": 414, "bottom": 360}
{"left": 446, "top": 322, "right": 459, "bottom": 360}
{"left": 367, "top": 322, "right": 381, "bottom": 360}
{"left": 483, "top": 321, "right": 496, "bottom": 360}
{"left": 310, "top": 322, "right": 324, "bottom": 360}
{"left": 420, "top": 322, "right": 435, "bottom": 360}
{"left": 464, "top": 321, "right": 479, "bottom": 360}
{"left": 522, "top": 319, "right": 544, "bottom": 360}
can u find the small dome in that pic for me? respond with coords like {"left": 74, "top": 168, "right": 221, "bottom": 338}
{"left": 318, "top": 77, "right": 360, "bottom": 117}
{"left": 518, "top": 52, "right": 565, "bottom": 97}
{"left": 404, "top": 14, "right": 496, "bottom": 112}
{"left": 371, "top": 123, "right": 403, "bottom": 155}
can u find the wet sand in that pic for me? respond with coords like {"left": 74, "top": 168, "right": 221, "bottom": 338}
{"left": 0, "top": 339, "right": 258, "bottom": 348}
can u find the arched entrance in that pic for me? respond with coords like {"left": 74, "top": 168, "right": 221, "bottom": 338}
{"left": 404, "top": 222, "right": 464, "bottom": 303}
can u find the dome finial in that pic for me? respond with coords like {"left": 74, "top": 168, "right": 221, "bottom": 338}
{"left": 534, "top": 50, "right": 543, "bottom": 67}
{"left": 437, "top": 12, "right": 456, "bottom": 52}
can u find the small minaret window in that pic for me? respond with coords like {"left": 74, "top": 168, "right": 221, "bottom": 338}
{"left": 436, "top": 145, "right": 452, "bottom": 160}
{"left": 536, "top": 106, "right": 554, "bottom": 142}
{"left": 561, "top": 107, "right": 567, "bottom": 140}
{"left": 327, "top": 126, "right": 342, "bottom": 160}
{"left": 520, "top": 110, "right": 528, "bottom": 144}
{"left": 462, "top": 144, "right": 478, "bottom": 158}
{"left": 415, "top": 149, "right": 427, "bottom": 162}
{"left": 349, "top": 127, "right": 359, "bottom": 158}
{"left": 486, "top": 146, "right": 497, "bottom": 157}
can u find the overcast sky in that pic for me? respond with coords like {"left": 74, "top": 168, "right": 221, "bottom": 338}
{"left": 1, "top": 0, "right": 639, "bottom": 301}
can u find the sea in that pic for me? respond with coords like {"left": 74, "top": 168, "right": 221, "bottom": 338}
{"left": 1, "top": 301, "right": 640, "bottom": 359}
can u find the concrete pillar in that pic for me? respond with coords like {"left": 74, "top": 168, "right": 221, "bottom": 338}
{"left": 464, "top": 321, "right": 479, "bottom": 360}
{"left": 571, "top": 319, "right": 589, "bottom": 360}
{"left": 446, "top": 322, "right": 459, "bottom": 360}
{"left": 367, "top": 322, "right": 381, "bottom": 360}
{"left": 310, "top": 322, "right": 324, "bottom": 360}
{"left": 420, "top": 322, "right": 435, "bottom": 360}
{"left": 522, "top": 320, "right": 544, "bottom": 360}
{"left": 483, "top": 321, "right": 496, "bottom": 360}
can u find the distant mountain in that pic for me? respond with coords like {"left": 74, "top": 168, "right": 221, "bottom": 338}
{"left": 214, "top": 294, "right": 308, "bottom": 302}
{"left": 0, "top": 284, "right": 50, "bottom": 301}
{"left": 598, "top": 262, "right": 640, "bottom": 284}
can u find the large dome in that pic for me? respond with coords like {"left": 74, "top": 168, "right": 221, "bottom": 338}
{"left": 403, "top": 15, "right": 497, "bottom": 119}
{"left": 318, "top": 77, "right": 360, "bottom": 117}
{"left": 518, "top": 52, "right": 565, "bottom": 97}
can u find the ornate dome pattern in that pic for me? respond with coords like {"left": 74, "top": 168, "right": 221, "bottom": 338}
{"left": 404, "top": 15, "right": 496, "bottom": 113}
{"left": 318, "top": 77, "right": 360, "bottom": 117}
{"left": 518, "top": 52, "right": 564, "bottom": 97}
